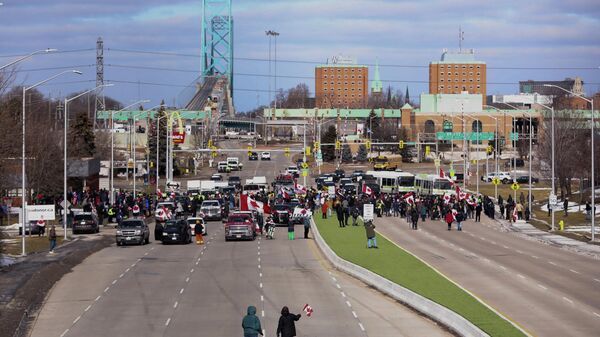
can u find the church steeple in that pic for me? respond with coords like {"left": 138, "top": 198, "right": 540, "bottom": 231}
{"left": 371, "top": 58, "right": 383, "bottom": 95}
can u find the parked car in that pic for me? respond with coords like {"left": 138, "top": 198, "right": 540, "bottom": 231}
{"left": 161, "top": 219, "right": 192, "bottom": 244}
{"left": 248, "top": 152, "right": 258, "bottom": 160}
{"left": 260, "top": 152, "right": 271, "bottom": 160}
{"left": 228, "top": 176, "right": 241, "bottom": 188}
{"left": 200, "top": 200, "right": 222, "bottom": 221}
{"left": 286, "top": 166, "right": 300, "bottom": 177}
{"left": 224, "top": 213, "right": 256, "bottom": 241}
{"left": 516, "top": 175, "right": 539, "bottom": 184}
{"left": 116, "top": 219, "right": 150, "bottom": 246}
{"left": 482, "top": 172, "right": 514, "bottom": 184}
{"left": 186, "top": 217, "right": 206, "bottom": 236}
{"left": 73, "top": 212, "right": 99, "bottom": 234}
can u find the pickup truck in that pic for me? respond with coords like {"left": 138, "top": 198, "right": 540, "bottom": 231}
{"left": 227, "top": 157, "right": 243, "bottom": 171}
{"left": 217, "top": 161, "right": 231, "bottom": 173}
{"left": 116, "top": 219, "right": 150, "bottom": 246}
{"left": 372, "top": 156, "right": 398, "bottom": 171}
{"left": 200, "top": 200, "right": 222, "bottom": 221}
{"left": 224, "top": 213, "right": 256, "bottom": 241}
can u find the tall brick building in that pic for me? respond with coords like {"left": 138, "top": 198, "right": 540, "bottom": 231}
{"left": 429, "top": 49, "right": 486, "bottom": 104}
{"left": 315, "top": 59, "right": 368, "bottom": 108}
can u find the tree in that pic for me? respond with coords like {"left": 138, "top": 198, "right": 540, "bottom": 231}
{"left": 321, "top": 125, "right": 337, "bottom": 162}
{"left": 148, "top": 101, "right": 168, "bottom": 177}
{"left": 69, "top": 113, "right": 95, "bottom": 157}
{"left": 341, "top": 144, "right": 353, "bottom": 163}
{"left": 356, "top": 144, "right": 368, "bottom": 162}
{"left": 273, "top": 83, "right": 311, "bottom": 109}
{"left": 364, "top": 110, "right": 381, "bottom": 140}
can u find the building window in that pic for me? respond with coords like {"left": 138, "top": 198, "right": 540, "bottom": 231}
{"left": 338, "top": 82, "right": 341, "bottom": 85}
{"left": 323, "top": 69, "right": 327, "bottom": 72}
{"left": 440, "top": 78, "right": 444, "bottom": 82}
{"left": 440, "top": 72, "right": 444, "bottom": 76}
{"left": 470, "top": 79, "right": 473, "bottom": 82}
{"left": 477, "top": 72, "right": 480, "bottom": 76}
{"left": 330, "top": 81, "right": 334, "bottom": 85}
{"left": 440, "top": 85, "right": 444, "bottom": 89}
{"left": 469, "top": 72, "right": 473, "bottom": 76}
{"left": 454, "top": 65, "right": 458, "bottom": 69}
{"left": 351, "top": 94, "right": 355, "bottom": 97}
{"left": 476, "top": 85, "right": 481, "bottom": 88}
{"left": 351, "top": 75, "right": 355, "bottom": 79}
{"left": 344, "top": 88, "right": 348, "bottom": 91}
{"left": 358, "top": 94, "right": 362, "bottom": 97}
{"left": 351, "top": 69, "right": 355, "bottom": 72}
{"left": 462, "top": 79, "right": 466, "bottom": 82}
{"left": 462, "top": 72, "right": 466, "bottom": 76}
{"left": 462, "top": 65, "right": 466, "bottom": 69}
{"left": 454, "top": 85, "right": 458, "bottom": 89}
{"left": 351, "top": 82, "right": 355, "bottom": 85}
{"left": 455, "top": 78, "right": 458, "bottom": 82}
{"left": 469, "top": 65, "right": 474, "bottom": 69}
{"left": 323, "top": 81, "right": 327, "bottom": 85}
{"left": 358, "top": 75, "right": 362, "bottom": 78}
{"left": 469, "top": 86, "right": 473, "bottom": 89}
{"left": 477, "top": 65, "right": 481, "bottom": 69}
{"left": 477, "top": 78, "right": 480, "bottom": 82}
{"left": 344, "top": 75, "right": 348, "bottom": 79}
{"left": 448, "top": 72, "right": 451, "bottom": 76}
{"left": 358, "top": 81, "right": 362, "bottom": 85}
{"left": 324, "top": 75, "right": 328, "bottom": 79}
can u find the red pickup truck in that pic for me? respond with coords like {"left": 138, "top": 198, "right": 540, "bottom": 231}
{"left": 224, "top": 213, "right": 256, "bottom": 241}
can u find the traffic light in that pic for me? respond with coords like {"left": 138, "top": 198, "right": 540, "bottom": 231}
{"left": 486, "top": 145, "right": 493, "bottom": 155}
{"left": 425, "top": 145, "right": 430, "bottom": 156}
{"left": 284, "top": 147, "right": 290, "bottom": 157}
{"left": 399, "top": 140, "right": 404, "bottom": 149}
{"left": 306, "top": 146, "right": 311, "bottom": 156}
{"left": 335, "top": 140, "right": 341, "bottom": 150}
{"left": 366, "top": 140, "right": 371, "bottom": 150}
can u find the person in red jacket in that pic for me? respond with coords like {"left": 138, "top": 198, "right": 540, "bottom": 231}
{"left": 321, "top": 201, "right": 328, "bottom": 219}
{"left": 445, "top": 210, "right": 454, "bottom": 231}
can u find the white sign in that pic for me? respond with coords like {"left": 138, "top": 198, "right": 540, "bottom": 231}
{"left": 363, "top": 204, "right": 374, "bottom": 221}
{"left": 328, "top": 186, "right": 336, "bottom": 196}
{"left": 26, "top": 205, "right": 56, "bottom": 221}
{"left": 60, "top": 199, "right": 72, "bottom": 210}
{"left": 549, "top": 193, "right": 557, "bottom": 206}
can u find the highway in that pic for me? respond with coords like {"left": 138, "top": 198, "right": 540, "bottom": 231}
{"left": 29, "top": 141, "right": 450, "bottom": 337}
{"left": 375, "top": 214, "right": 600, "bottom": 337}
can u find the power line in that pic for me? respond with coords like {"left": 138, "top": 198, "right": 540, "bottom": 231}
{"left": 106, "top": 47, "right": 600, "bottom": 70}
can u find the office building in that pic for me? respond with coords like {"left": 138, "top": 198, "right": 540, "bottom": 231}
{"left": 429, "top": 49, "right": 487, "bottom": 104}
{"left": 315, "top": 56, "right": 368, "bottom": 108}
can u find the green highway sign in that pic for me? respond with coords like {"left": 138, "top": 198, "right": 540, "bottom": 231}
{"left": 436, "top": 132, "right": 518, "bottom": 141}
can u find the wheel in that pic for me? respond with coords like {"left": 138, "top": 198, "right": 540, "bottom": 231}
{"left": 116, "top": 241, "right": 122, "bottom": 246}
{"left": 145, "top": 236, "right": 150, "bottom": 244}
{"left": 502, "top": 178, "right": 509, "bottom": 184}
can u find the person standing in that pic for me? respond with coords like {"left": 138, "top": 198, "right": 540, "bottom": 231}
{"left": 342, "top": 197, "right": 350, "bottom": 226}
{"left": 242, "top": 305, "right": 263, "bottom": 337}
{"left": 445, "top": 210, "right": 454, "bottom": 231}
{"left": 48, "top": 225, "right": 57, "bottom": 254}
{"left": 321, "top": 199, "right": 328, "bottom": 219}
{"left": 364, "top": 220, "right": 378, "bottom": 248}
{"left": 456, "top": 210, "right": 464, "bottom": 231}
{"left": 411, "top": 207, "right": 419, "bottom": 230}
{"left": 351, "top": 207, "right": 360, "bottom": 226}
{"left": 475, "top": 202, "right": 482, "bottom": 222}
{"left": 563, "top": 197, "right": 569, "bottom": 217}
{"left": 335, "top": 203, "right": 345, "bottom": 228}
{"left": 194, "top": 220, "right": 204, "bottom": 245}
{"left": 303, "top": 212, "right": 311, "bottom": 239}
{"left": 287, "top": 219, "right": 295, "bottom": 240}
{"left": 276, "top": 306, "right": 301, "bottom": 337}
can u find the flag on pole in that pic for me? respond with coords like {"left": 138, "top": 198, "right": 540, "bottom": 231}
{"left": 443, "top": 193, "right": 451, "bottom": 205}
{"left": 280, "top": 187, "right": 291, "bottom": 200}
{"left": 294, "top": 182, "right": 307, "bottom": 195}
{"left": 440, "top": 168, "right": 446, "bottom": 178}
{"left": 362, "top": 184, "right": 373, "bottom": 196}
{"left": 303, "top": 303, "right": 314, "bottom": 317}
{"left": 512, "top": 206, "right": 518, "bottom": 222}
{"left": 402, "top": 192, "right": 415, "bottom": 205}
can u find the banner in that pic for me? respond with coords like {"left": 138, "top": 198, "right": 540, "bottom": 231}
{"left": 172, "top": 132, "right": 186, "bottom": 144}
{"left": 26, "top": 205, "right": 56, "bottom": 221}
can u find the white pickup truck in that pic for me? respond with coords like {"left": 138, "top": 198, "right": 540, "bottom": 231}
{"left": 227, "top": 157, "right": 243, "bottom": 171}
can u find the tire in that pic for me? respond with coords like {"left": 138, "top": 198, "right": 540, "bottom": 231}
{"left": 502, "top": 178, "right": 509, "bottom": 184}
{"left": 145, "top": 236, "right": 150, "bottom": 245}
{"left": 116, "top": 241, "right": 122, "bottom": 246}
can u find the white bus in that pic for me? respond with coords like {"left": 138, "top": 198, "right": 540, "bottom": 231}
{"left": 366, "top": 170, "right": 416, "bottom": 194}
{"left": 414, "top": 174, "right": 455, "bottom": 196}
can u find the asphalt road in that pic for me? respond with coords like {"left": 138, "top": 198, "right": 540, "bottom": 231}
{"left": 29, "top": 142, "right": 450, "bottom": 337}
{"left": 375, "top": 214, "right": 600, "bottom": 337}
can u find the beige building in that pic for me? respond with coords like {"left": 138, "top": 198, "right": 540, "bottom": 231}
{"left": 315, "top": 63, "right": 368, "bottom": 109}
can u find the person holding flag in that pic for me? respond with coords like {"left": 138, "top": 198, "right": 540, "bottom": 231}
{"left": 276, "top": 306, "right": 301, "bottom": 337}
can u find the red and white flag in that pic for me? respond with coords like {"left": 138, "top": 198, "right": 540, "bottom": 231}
{"left": 402, "top": 192, "right": 415, "bottom": 205}
{"left": 248, "top": 196, "right": 271, "bottom": 214}
{"left": 294, "top": 182, "right": 307, "bottom": 195}
{"left": 362, "top": 184, "right": 373, "bottom": 196}
{"left": 455, "top": 185, "right": 467, "bottom": 201}
{"left": 280, "top": 187, "right": 291, "bottom": 200}
{"left": 156, "top": 188, "right": 164, "bottom": 198}
{"left": 512, "top": 206, "right": 518, "bottom": 222}
{"left": 466, "top": 195, "right": 477, "bottom": 207}
{"left": 303, "top": 303, "right": 314, "bottom": 317}
{"left": 440, "top": 168, "right": 446, "bottom": 178}
{"left": 443, "top": 193, "right": 451, "bottom": 205}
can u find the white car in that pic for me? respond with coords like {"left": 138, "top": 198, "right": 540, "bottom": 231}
{"left": 260, "top": 152, "right": 271, "bottom": 160}
{"left": 483, "top": 172, "right": 514, "bottom": 184}
{"left": 286, "top": 166, "right": 299, "bottom": 176}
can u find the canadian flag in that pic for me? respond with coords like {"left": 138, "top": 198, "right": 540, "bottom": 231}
{"left": 132, "top": 204, "right": 140, "bottom": 213}
{"left": 466, "top": 195, "right": 477, "bottom": 207}
{"left": 280, "top": 187, "right": 291, "bottom": 200}
{"left": 451, "top": 209, "right": 458, "bottom": 221}
{"left": 362, "top": 184, "right": 373, "bottom": 196}
{"left": 294, "top": 182, "right": 307, "bottom": 195}
{"left": 443, "top": 193, "right": 451, "bottom": 205}
{"left": 303, "top": 303, "right": 314, "bottom": 317}
{"left": 157, "top": 188, "right": 164, "bottom": 198}
{"left": 455, "top": 185, "right": 467, "bottom": 201}
{"left": 248, "top": 196, "right": 271, "bottom": 214}
{"left": 512, "top": 206, "right": 518, "bottom": 222}
{"left": 402, "top": 192, "right": 415, "bottom": 205}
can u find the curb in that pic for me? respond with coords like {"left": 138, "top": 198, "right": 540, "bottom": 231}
{"left": 311, "top": 218, "right": 491, "bottom": 337}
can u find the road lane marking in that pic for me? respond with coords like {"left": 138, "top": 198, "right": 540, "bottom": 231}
{"left": 593, "top": 312, "right": 600, "bottom": 318}
{"left": 346, "top": 300, "right": 352, "bottom": 307}
{"left": 144, "top": 252, "right": 148, "bottom": 256}
{"left": 502, "top": 245, "right": 509, "bottom": 249}
{"left": 125, "top": 268, "right": 130, "bottom": 272}
{"left": 73, "top": 316, "right": 81, "bottom": 324}
{"left": 517, "top": 274, "right": 526, "bottom": 279}
{"left": 569, "top": 269, "right": 580, "bottom": 274}
{"left": 262, "top": 310, "right": 265, "bottom": 317}
{"left": 95, "top": 295, "right": 101, "bottom": 301}
{"left": 516, "top": 250, "right": 523, "bottom": 254}
{"left": 165, "top": 318, "right": 171, "bottom": 326}
{"left": 259, "top": 273, "right": 262, "bottom": 278}
{"left": 190, "top": 268, "right": 194, "bottom": 273}
{"left": 131, "top": 263, "right": 136, "bottom": 267}
{"left": 261, "top": 295, "right": 264, "bottom": 302}
{"left": 195, "top": 261, "right": 199, "bottom": 265}
{"left": 562, "top": 297, "right": 573, "bottom": 304}
{"left": 104, "top": 287, "right": 109, "bottom": 293}
{"left": 594, "top": 278, "right": 600, "bottom": 283}
{"left": 173, "top": 301, "right": 178, "bottom": 308}
{"left": 490, "top": 241, "right": 497, "bottom": 245}
{"left": 332, "top": 277, "right": 337, "bottom": 282}
{"left": 180, "top": 288, "right": 184, "bottom": 294}
{"left": 260, "top": 283, "right": 263, "bottom": 288}
{"left": 258, "top": 251, "right": 260, "bottom": 255}
{"left": 531, "top": 255, "right": 539, "bottom": 259}
{"left": 499, "top": 266, "right": 507, "bottom": 271}
{"left": 352, "top": 311, "right": 357, "bottom": 318}
{"left": 336, "top": 283, "right": 341, "bottom": 289}
{"left": 358, "top": 322, "right": 365, "bottom": 331}
{"left": 112, "top": 279, "right": 117, "bottom": 285}
{"left": 185, "top": 277, "right": 190, "bottom": 283}
{"left": 84, "top": 305, "right": 92, "bottom": 312}
{"left": 60, "top": 329, "right": 69, "bottom": 337}
{"left": 341, "top": 291, "right": 346, "bottom": 298}
{"left": 548, "top": 261, "right": 557, "bottom": 266}
{"left": 119, "top": 273, "right": 124, "bottom": 278}
{"left": 258, "top": 257, "right": 261, "bottom": 262}
{"left": 258, "top": 264, "right": 261, "bottom": 269}
{"left": 537, "top": 284, "right": 547, "bottom": 290}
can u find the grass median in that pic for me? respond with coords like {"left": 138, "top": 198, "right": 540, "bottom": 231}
{"left": 315, "top": 216, "right": 527, "bottom": 337}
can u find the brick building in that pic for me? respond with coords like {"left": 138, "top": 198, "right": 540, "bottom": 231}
{"left": 315, "top": 61, "right": 368, "bottom": 108}
{"left": 429, "top": 49, "right": 486, "bottom": 104}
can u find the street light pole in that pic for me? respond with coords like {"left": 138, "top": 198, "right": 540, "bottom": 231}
{"left": 21, "top": 70, "right": 82, "bottom": 256}
{"left": 538, "top": 103, "right": 556, "bottom": 231}
{"left": 0, "top": 48, "right": 57, "bottom": 71}
{"left": 483, "top": 106, "right": 503, "bottom": 201}
{"left": 544, "top": 84, "right": 595, "bottom": 240}
{"left": 64, "top": 84, "right": 113, "bottom": 240}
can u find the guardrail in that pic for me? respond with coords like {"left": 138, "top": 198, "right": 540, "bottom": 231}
{"left": 311, "top": 218, "right": 491, "bottom": 337}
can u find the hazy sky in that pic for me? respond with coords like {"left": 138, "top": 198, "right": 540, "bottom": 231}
{"left": 1, "top": 0, "right": 599, "bottom": 112}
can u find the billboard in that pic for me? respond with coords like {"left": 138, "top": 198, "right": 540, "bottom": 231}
{"left": 172, "top": 132, "right": 186, "bottom": 144}
{"left": 27, "top": 205, "right": 56, "bottom": 221}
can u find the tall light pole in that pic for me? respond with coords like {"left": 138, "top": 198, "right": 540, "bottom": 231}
{"left": 538, "top": 103, "right": 556, "bottom": 231}
{"left": 109, "top": 100, "right": 150, "bottom": 205}
{"left": 130, "top": 104, "right": 161, "bottom": 197}
{"left": 544, "top": 84, "right": 595, "bottom": 241}
{"left": 266, "top": 30, "right": 279, "bottom": 144}
{"left": 21, "top": 70, "right": 82, "bottom": 256}
{"left": 0, "top": 48, "right": 57, "bottom": 71}
{"left": 484, "top": 106, "right": 503, "bottom": 202}
{"left": 63, "top": 84, "right": 113, "bottom": 240}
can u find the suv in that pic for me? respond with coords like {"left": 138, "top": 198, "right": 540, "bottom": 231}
{"left": 228, "top": 176, "right": 241, "bottom": 188}
{"left": 160, "top": 219, "right": 192, "bottom": 244}
{"left": 483, "top": 172, "right": 514, "bottom": 184}
{"left": 218, "top": 161, "right": 231, "bottom": 173}
{"left": 116, "top": 219, "right": 150, "bottom": 246}
{"left": 225, "top": 213, "right": 256, "bottom": 241}
{"left": 73, "top": 212, "right": 100, "bottom": 234}
{"left": 260, "top": 152, "right": 271, "bottom": 160}
{"left": 248, "top": 152, "right": 258, "bottom": 160}
{"left": 286, "top": 166, "right": 299, "bottom": 177}
{"left": 201, "top": 200, "right": 222, "bottom": 221}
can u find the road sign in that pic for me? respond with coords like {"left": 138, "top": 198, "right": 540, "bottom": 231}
{"left": 511, "top": 182, "right": 520, "bottom": 191}
{"left": 399, "top": 140, "right": 404, "bottom": 149}
{"left": 425, "top": 146, "right": 430, "bottom": 156}
{"left": 27, "top": 205, "right": 56, "bottom": 221}
{"left": 492, "top": 177, "right": 501, "bottom": 185}
{"left": 284, "top": 148, "right": 290, "bottom": 157}
{"left": 549, "top": 193, "right": 557, "bottom": 206}
{"left": 301, "top": 162, "right": 309, "bottom": 169}
{"left": 449, "top": 169, "right": 455, "bottom": 178}
{"left": 302, "top": 169, "right": 308, "bottom": 177}
{"left": 363, "top": 204, "right": 374, "bottom": 221}
{"left": 436, "top": 132, "right": 495, "bottom": 141}
{"left": 306, "top": 146, "right": 311, "bottom": 156}
{"left": 434, "top": 159, "right": 441, "bottom": 167}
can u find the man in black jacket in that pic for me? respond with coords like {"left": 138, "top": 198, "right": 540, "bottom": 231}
{"left": 276, "top": 306, "right": 301, "bottom": 337}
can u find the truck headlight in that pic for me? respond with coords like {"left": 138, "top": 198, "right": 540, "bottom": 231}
{"left": 163, "top": 232, "right": 170, "bottom": 236}
{"left": 116, "top": 230, "right": 122, "bottom": 235}
{"left": 135, "top": 230, "right": 141, "bottom": 235}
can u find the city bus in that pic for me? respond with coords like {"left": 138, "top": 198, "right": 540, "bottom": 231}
{"left": 366, "top": 170, "right": 415, "bottom": 194}
{"left": 414, "top": 174, "right": 455, "bottom": 196}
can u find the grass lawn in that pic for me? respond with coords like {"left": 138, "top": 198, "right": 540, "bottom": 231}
{"left": 3, "top": 236, "right": 65, "bottom": 255}
{"left": 315, "top": 216, "right": 527, "bottom": 337}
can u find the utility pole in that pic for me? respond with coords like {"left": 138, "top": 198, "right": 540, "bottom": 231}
{"left": 95, "top": 37, "right": 105, "bottom": 130}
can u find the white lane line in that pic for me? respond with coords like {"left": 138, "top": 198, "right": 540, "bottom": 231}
{"left": 352, "top": 311, "right": 358, "bottom": 318}
{"left": 516, "top": 250, "right": 523, "bottom": 254}
{"left": 531, "top": 255, "right": 539, "bottom": 259}
{"left": 165, "top": 318, "right": 171, "bottom": 326}
{"left": 569, "top": 269, "right": 580, "bottom": 275}
{"left": 185, "top": 277, "right": 190, "bottom": 283}
{"left": 258, "top": 251, "right": 260, "bottom": 255}
{"left": 258, "top": 257, "right": 261, "bottom": 262}
{"left": 190, "top": 268, "right": 194, "bottom": 273}
{"left": 358, "top": 322, "right": 365, "bottom": 331}
{"left": 332, "top": 277, "right": 337, "bottom": 282}
{"left": 195, "top": 261, "right": 199, "bottom": 265}
{"left": 104, "top": 287, "right": 110, "bottom": 293}
{"left": 499, "top": 265, "right": 507, "bottom": 271}
{"left": 336, "top": 283, "right": 341, "bottom": 289}
{"left": 95, "top": 295, "right": 101, "bottom": 301}
{"left": 119, "top": 273, "right": 124, "bottom": 278}
{"left": 593, "top": 312, "right": 600, "bottom": 318}
{"left": 517, "top": 274, "right": 526, "bottom": 279}
{"left": 125, "top": 268, "right": 130, "bottom": 272}
{"left": 490, "top": 241, "right": 497, "bottom": 245}
{"left": 60, "top": 329, "right": 70, "bottom": 337}
{"left": 260, "top": 283, "right": 263, "bottom": 288}
{"left": 548, "top": 261, "right": 557, "bottom": 266}
{"left": 479, "top": 236, "right": 486, "bottom": 241}
{"left": 258, "top": 264, "right": 261, "bottom": 269}
{"left": 144, "top": 252, "right": 148, "bottom": 256}
{"left": 482, "top": 258, "right": 490, "bottom": 263}
{"left": 341, "top": 291, "right": 346, "bottom": 298}
{"left": 262, "top": 310, "right": 265, "bottom": 317}
{"left": 594, "top": 278, "right": 600, "bottom": 283}
{"left": 346, "top": 300, "right": 352, "bottom": 307}
{"left": 259, "top": 273, "right": 263, "bottom": 278}
{"left": 112, "top": 279, "right": 117, "bottom": 285}
{"left": 73, "top": 315, "right": 81, "bottom": 324}
{"left": 502, "top": 245, "right": 509, "bottom": 249}
{"left": 261, "top": 295, "right": 264, "bottom": 302}
{"left": 131, "top": 263, "right": 136, "bottom": 267}
{"left": 562, "top": 297, "right": 573, "bottom": 304}
{"left": 180, "top": 288, "right": 184, "bottom": 294}
{"left": 151, "top": 247, "right": 155, "bottom": 250}
{"left": 537, "top": 284, "right": 548, "bottom": 290}
{"left": 173, "top": 301, "right": 178, "bottom": 308}
{"left": 137, "top": 258, "right": 141, "bottom": 261}
{"left": 84, "top": 305, "right": 92, "bottom": 312}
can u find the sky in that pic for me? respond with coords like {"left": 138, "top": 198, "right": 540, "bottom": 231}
{"left": 1, "top": 0, "right": 599, "bottom": 113}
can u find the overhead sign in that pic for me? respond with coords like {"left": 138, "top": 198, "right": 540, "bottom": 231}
{"left": 27, "top": 205, "right": 56, "bottom": 221}
{"left": 172, "top": 132, "right": 186, "bottom": 144}
{"left": 363, "top": 204, "right": 374, "bottom": 221}
{"left": 436, "top": 132, "right": 496, "bottom": 141}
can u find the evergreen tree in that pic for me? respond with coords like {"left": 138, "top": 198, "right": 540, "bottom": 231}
{"left": 148, "top": 101, "right": 168, "bottom": 177}
{"left": 341, "top": 144, "right": 353, "bottom": 163}
{"left": 321, "top": 125, "right": 337, "bottom": 162}
{"left": 69, "top": 113, "right": 95, "bottom": 157}
{"left": 365, "top": 110, "right": 381, "bottom": 140}
{"left": 356, "top": 144, "right": 368, "bottom": 163}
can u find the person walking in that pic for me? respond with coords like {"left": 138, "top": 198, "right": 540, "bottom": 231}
{"left": 475, "top": 202, "right": 482, "bottom": 222}
{"left": 411, "top": 207, "right": 419, "bottom": 230}
{"left": 194, "top": 220, "right": 204, "bottom": 245}
{"left": 456, "top": 210, "right": 464, "bottom": 231}
{"left": 563, "top": 197, "right": 569, "bottom": 217}
{"left": 335, "top": 203, "right": 345, "bottom": 228}
{"left": 303, "top": 212, "right": 311, "bottom": 239}
{"left": 321, "top": 200, "right": 328, "bottom": 219}
{"left": 276, "top": 306, "right": 301, "bottom": 337}
{"left": 48, "top": 225, "right": 57, "bottom": 254}
{"left": 351, "top": 207, "right": 360, "bottom": 226}
{"left": 342, "top": 197, "right": 350, "bottom": 226}
{"left": 445, "top": 210, "right": 454, "bottom": 231}
{"left": 242, "top": 305, "right": 263, "bottom": 337}
{"left": 364, "top": 220, "right": 378, "bottom": 248}
{"left": 287, "top": 219, "right": 295, "bottom": 240}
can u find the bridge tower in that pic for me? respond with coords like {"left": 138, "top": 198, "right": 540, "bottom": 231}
{"left": 201, "top": 0, "right": 233, "bottom": 90}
